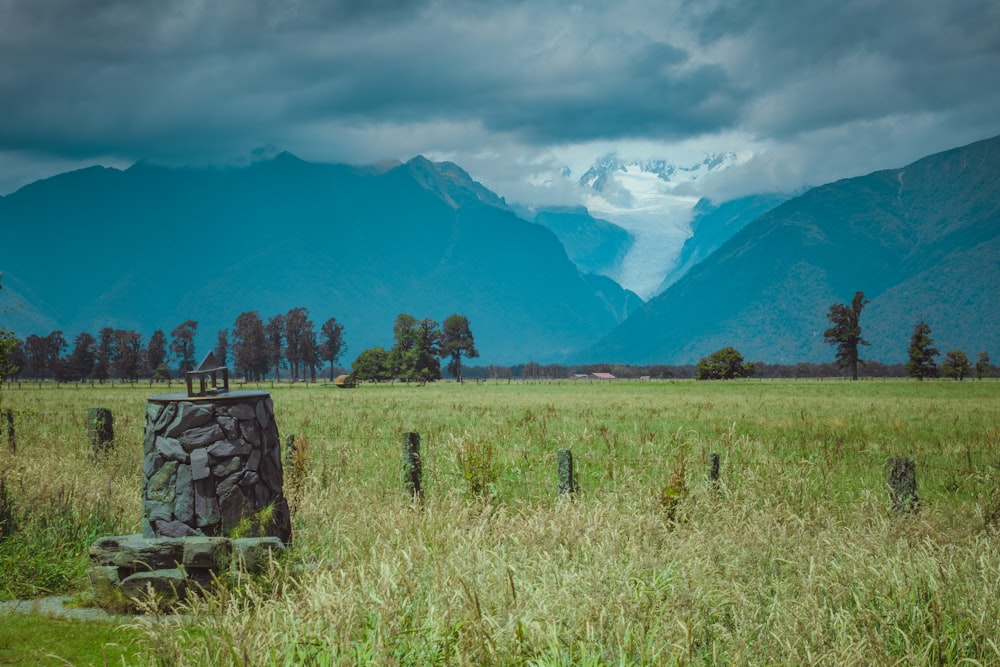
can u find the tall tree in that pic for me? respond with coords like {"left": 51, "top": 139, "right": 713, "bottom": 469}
{"left": 93, "top": 327, "right": 117, "bottom": 383}
{"left": 823, "top": 291, "right": 870, "bottom": 380}
{"left": 941, "top": 350, "right": 971, "bottom": 381}
{"left": 170, "top": 320, "right": 198, "bottom": 375}
{"left": 975, "top": 351, "right": 992, "bottom": 380}
{"left": 24, "top": 334, "right": 48, "bottom": 378}
{"left": 147, "top": 329, "right": 169, "bottom": 381}
{"left": 390, "top": 313, "right": 420, "bottom": 381}
{"left": 318, "top": 317, "right": 346, "bottom": 381}
{"left": 214, "top": 329, "right": 229, "bottom": 368}
{"left": 906, "top": 320, "right": 939, "bottom": 380}
{"left": 68, "top": 332, "right": 97, "bottom": 381}
{"left": 233, "top": 311, "right": 270, "bottom": 382}
{"left": 390, "top": 314, "right": 441, "bottom": 382}
{"left": 265, "top": 314, "right": 285, "bottom": 381}
{"left": 0, "top": 278, "right": 21, "bottom": 385}
{"left": 114, "top": 329, "right": 144, "bottom": 382}
{"left": 439, "top": 314, "right": 478, "bottom": 382}
{"left": 284, "top": 307, "right": 314, "bottom": 382}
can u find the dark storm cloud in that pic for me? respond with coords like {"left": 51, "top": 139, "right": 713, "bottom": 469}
{"left": 0, "top": 0, "right": 998, "bottom": 196}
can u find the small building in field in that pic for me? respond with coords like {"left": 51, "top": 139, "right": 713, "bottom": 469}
{"left": 591, "top": 372, "right": 617, "bottom": 380}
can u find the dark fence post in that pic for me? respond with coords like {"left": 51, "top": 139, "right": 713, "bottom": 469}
{"left": 402, "top": 432, "right": 422, "bottom": 499}
{"left": 887, "top": 456, "right": 919, "bottom": 512}
{"left": 557, "top": 448, "right": 575, "bottom": 496}
{"left": 87, "top": 407, "right": 114, "bottom": 458}
{"left": 284, "top": 434, "right": 296, "bottom": 469}
{"left": 4, "top": 410, "right": 13, "bottom": 454}
{"left": 708, "top": 452, "right": 720, "bottom": 488}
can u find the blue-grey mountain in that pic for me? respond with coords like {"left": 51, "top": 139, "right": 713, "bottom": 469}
{"left": 584, "top": 135, "right": 1000, "bottom": 365}
{"left": 0, "top": 154, "right": 641, "bottom": 365}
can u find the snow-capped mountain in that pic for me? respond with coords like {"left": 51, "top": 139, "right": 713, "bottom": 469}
{"left": 573, "top": 152, "right": 749, "bottom": 299}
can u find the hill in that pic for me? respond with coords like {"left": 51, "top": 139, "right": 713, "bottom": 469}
{"left": 584, "top": 135, "right": 1000, "bottom": 365}
{"left": 0, "top": 154, "right": 641, "bottom": 365}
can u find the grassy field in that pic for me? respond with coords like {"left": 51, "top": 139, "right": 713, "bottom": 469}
{"left": 1, "top": 378, "right": 1000, "bottom": 665}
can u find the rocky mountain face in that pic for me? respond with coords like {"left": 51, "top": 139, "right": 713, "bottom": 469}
{"left": 583, "top": 135, "right": 1000, "bottom": 365}
{"left": 0, "top": 154, "right": 640, "bottom": 365}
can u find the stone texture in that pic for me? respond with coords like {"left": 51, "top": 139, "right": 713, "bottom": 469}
{"left": 146, "top": 461, "right": 177, "bottom": 503}
{"left": 155, "top": 436, "right": 188, "bottom": 462}
{"left": 164, "top": 402, "right": 213, "bottom": 438}
{"left": 120, "top": 568, "right": 187, "bottom": 602}
{"left": 144, "top": 393, "right": 290, "bottom": 542}
{"left": 233, "top": 537, "right": 285, "bottom": 573}
{"left": 213, "top": 456, "right": 241, "bottom": 479}
{"left": 174, "top": 464, "right": 194, "bottom": 524}
{"left": 113, "top": 538, "right": 185, "bottom": 571}
{"left": 190, "top": 448, "right": 211, "bottom": 481}
{"left": 228, "top": 403, "right": 255, "bottom": 420}
{"left": 182, "top": 537, "right": 232, "bottom": 569}
{"left": 194, "top": 478, "right": 220, "bottom": 529}
{"left": 155, "top": 520, "right": 200, "bottom": 538}
{"left": 207, "top": 439, "right": 251, "bottom": 459}
{"left": 179, "top": 423, "right": 224, "bottom": 451}
{"left": 88, "top": 534, "right": 284, "bottom": 611}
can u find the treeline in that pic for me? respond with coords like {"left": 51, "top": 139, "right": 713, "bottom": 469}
{"left": 350, "top": 314, "right": 478, "bottom": 383}
{"left": 0, "top": 308, "right": 346, "bottom": 383}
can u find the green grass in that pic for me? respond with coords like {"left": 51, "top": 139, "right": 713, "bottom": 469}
{"left": 1, "top": 378, "right": 1000, "bottom": 664}
{"left": 0, "top": 614, "right": 141, "bottom": 666}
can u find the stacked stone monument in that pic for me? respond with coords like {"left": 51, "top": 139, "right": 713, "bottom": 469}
{"left": 89, "top": 355, "right": 291, "bottom": 609}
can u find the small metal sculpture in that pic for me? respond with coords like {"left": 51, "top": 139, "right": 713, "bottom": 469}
{"left": 185, "top": 352, "right": 230, "bottom": 397}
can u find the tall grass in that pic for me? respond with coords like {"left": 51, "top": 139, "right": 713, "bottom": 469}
{"left": 2, "top": 378, "right": 1000, "bottom": 663}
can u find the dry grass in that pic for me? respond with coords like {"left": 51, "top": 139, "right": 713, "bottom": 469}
{"left": 2, "top": 379, "right": 1000, "bottom": 664}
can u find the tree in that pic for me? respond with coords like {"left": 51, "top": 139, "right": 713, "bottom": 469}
{"left": 390, "top": 313, "right": 419, "bottom": 381}
{"left": 284, "top": 307, "right": 314, "bottom": 382}
{"left": 93, "top": 327, "right": 117, "bottom": 383}
{"left": 440, "top": 314, "right": 479, "bottom": 382}
{"left": 113, "top": 329, "right": 144, "bottom": 382}
{"left": 940, "top": 350, "right": 971, "bottom": 381}
{"left": 170, "top": 320, "right": 198, "bottom": 375}
{"left": 318, "top": 317, "right": 346, "bottom": 381}
{"left": 0, "top": 276, "right": 19, "bottom": 384}
{"left": 390, "top": 314, "right": 441, "bottom": 382}
{"left": 264, "top": 315, "right": 285, "bottom": 381}
{"left": 823, "top": 291, "right": 870, "bottom": 380}
{"left": 695, "top": 347, "right": 755, "bottom": 380}
{"left": 906, "top": 320, "right": 939, "bottom": 380}
{"left": 68, "top": 332, "right": 97, "bottom": 381}
{"left": 350, "top": 347, "right": 392, "bottom": 383}
{"left": 975, "top": 351, "right": 992, "bottom": 380}
{"left": 214, "top": 329, "right": 229, "bottom": 368}
{"left": 233, "top": 312, "right": 270, "bottom": 382}
{"left": 147, "top": 329, "right": 170, "bottom": 381}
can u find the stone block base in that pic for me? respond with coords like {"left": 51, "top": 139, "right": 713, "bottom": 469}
{"left": 88, "top": 533, "right": 285, "bottom": 611}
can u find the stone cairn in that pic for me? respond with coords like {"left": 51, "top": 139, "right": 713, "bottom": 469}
{"left": 89, "top": 356, "right": 292, "bottom": 609}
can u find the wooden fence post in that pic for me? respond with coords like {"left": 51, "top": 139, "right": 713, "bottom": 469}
{"left": 887, "top": 456, "right": 919, "bottom": 512}
{"left": 87, "top": 407, "right": 114, "bottom": 458}
{"left": 558, "top": 448, "right": 575, "bottom": 496}
{"left": 4, "top": 410, "right": 13, "bottom": 454}
{"left": 402, "top": 432, "right": 423, "bottom": 499}
{"left": 708, "top": 452, "right": 720, "bottom": 488}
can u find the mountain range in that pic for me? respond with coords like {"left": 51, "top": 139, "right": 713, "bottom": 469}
{"left": 584, "top": 134, "right": 1000, "bottom": 365}
{"left": 2, "top": 134, "right": 998, "bottom": 369}
{"left": 0, "top": 154, "right": 640, "bottom": 365}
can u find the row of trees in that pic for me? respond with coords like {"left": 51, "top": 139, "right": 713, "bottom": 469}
{"left": 350, "top": 314, "right": 479, "bottom": 383}
{"left": 823, "top": 291, "right": 991, "bottom": 381}
{"left": 0, "top": 307, "right": 346, "bottom": 384}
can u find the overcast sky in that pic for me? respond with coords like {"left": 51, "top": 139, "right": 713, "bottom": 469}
{"left": 2, "top": 0, "right": 999, "bottom": 205}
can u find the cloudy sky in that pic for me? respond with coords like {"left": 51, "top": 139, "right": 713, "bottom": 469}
{"left": 2, "top": 0, "right": 999, "bottom": 206}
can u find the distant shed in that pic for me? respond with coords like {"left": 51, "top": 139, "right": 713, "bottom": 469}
{"left": 591, "top": 372, "right": 617, "bottom": 380}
